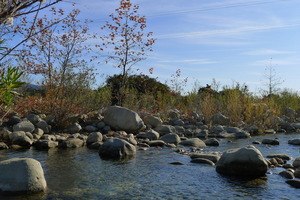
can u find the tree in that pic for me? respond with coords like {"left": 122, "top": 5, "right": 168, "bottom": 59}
{"left": 0, "top": 0, "right": 63, "bottom": 61}
{"left": 262, "top": 61, "right": 284, "bottom": 97}
{"left": 99, "top": 0, "right": 155, "bottom": 106}
{"left": 17, "top": 8, "right": 96, "bottom": 89}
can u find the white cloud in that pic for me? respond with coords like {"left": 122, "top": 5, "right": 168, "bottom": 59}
{"left": 243, "top": 49, "right": 296, "bottom": 56}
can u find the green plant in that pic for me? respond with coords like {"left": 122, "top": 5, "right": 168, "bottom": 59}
{"left": 0, "top": 66, "right": 25, "bottom": 106}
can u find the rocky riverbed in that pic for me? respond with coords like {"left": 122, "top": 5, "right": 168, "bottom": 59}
{"left": 1, "top": 106, "right": 300, "bottom": 199}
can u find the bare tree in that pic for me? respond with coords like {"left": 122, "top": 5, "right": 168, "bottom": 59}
{"left": 261, "top": 60, "right": 284, "bottom": 96}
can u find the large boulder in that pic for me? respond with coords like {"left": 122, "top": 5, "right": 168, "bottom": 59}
{"left": 0, "top": 158, "right": 47, "bottom": 194}
{"left": 13, "top": 121, "right": 35, "bottom": 133}
{"left": 288, "top": 138, "right": 300, "bottom": 145}
{"left": 216, "top": 145, "right": 268, "bottom": 177}
{"left": 103, "top": 106, "right": 144, "bottom": 133}
{"left": 99, "top": 138, "right": 136, "bottom": 159}
{"left": 293, "top": 157, "right": 300, "bottom": 168}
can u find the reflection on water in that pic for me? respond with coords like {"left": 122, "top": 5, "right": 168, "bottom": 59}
{"left": 0, "top": 133, "right": 300, "bottom": 199}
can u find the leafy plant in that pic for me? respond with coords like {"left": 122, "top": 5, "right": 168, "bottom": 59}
{"left": 0, "top": 66, "right": 25, "bottom": 105}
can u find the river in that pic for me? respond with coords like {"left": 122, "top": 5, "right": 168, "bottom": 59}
{"left": 1, "top": 133, "right": 300, "bottom": 200}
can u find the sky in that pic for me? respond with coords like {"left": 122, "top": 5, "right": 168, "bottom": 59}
{"left": 39, "top": 0, "right": 300, "bottom": 93}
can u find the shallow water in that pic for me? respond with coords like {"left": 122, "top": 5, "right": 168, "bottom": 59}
{"left": 1, "top": 133, "right": 300, "bottom": 200}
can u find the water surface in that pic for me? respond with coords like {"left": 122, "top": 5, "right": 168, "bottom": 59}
{"left": 1, "top": 133, "right": 300, "bottom": 200}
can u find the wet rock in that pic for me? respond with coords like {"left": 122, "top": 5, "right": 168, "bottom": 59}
{"left": 190, "top": 153, "right": 220, "bottom": 163}
{"left": 262, "top": 138, "right": 279, "bottom": 145}
{"left": 10, "top": 131, "right": 33, "bottom": 148}
{"left": 252, "top": 141, "right": 261, "bottom": 144}
{"left": 216, "top": 145, "right": 268, "bottom": 177}
{"left": 0, "top": 158, "right": 47, "bottom": 194}
{"left": 13, "top": 121, "right": 35, "bottom": 133}
{"left": 0, "top": 128, "right": 11, "bottom": 141}
{"left": 160, "top": 133, "right": 181, "bottom": 144}
{"left": 169, "top": 161, "right": 184, "bottom": 165}
{"left": 294, "top": 169, "right": 300, "bottom": 178}
{"left": 99, "top": 138, "right": 136, "bottom": 159}
{"left": 204, "top": 138, "right": 219, "bottom": 146}
{"left": 216, "top": 131, "right": 235, "bottom": 138}
{"left": 36, "top": 120, "right": 50, "bottom": 134}
{"left": 293, "top": 157, "right": 300, "bottom": 168}
{"left": 87, "top": 142, "right": 102, "bottom": 150}
{"left": 286, "top": 179, "right": 300, "bottom": 188}
{"left": 266, "top": 154, "right": 291, "bottom": 161}
{"left": 103, "top": 106, "right": 145, "bottom": 133}
{"left": 279, "top": 170, "right": 295, "bottom": 179}
{"left": 264, "top": 129, "right": 276, "bottom": 134}
{"left": 179, "top": 138, "right": 206, "bottom": 147}
{"left": 288, "top": 138, "right": 300, "bottom": 145}
{"left": 190, "top": 158, "right": 215, "bottom": 166}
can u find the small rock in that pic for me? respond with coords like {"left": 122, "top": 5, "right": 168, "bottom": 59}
{"left": 262, "top": 138, "right": 279, "bottom": 145}
{"left": 279, "top": 170, "right": 295, "bottom": 179}
{"left": 286, "top": 180, "right": 300, "bottom": 188}
{"left": 169, "top": 161, "right": 184, "bottom": 165}
{"left": 191, "top": 158, "right": 215, "bottom": 166}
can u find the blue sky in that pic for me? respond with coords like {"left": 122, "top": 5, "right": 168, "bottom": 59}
{"left": 55, "top": 0, "right": 300, "bottom": 93}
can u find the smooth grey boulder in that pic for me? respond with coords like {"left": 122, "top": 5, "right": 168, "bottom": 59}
{"left": 86, "top": 132, "right": 103, "bottom": 146}
{"left": 288, "top": 138, "right": 300, "bottom": 145}
{"left": 13, "top": 121, "right": 35, "bottom": 133}
{"left": 195, "top": 129, "right": 208, "bottom": 138}
{"left": 0, "top": 128, "right": 11, "bottom": 141}
{"left": 216, "top": 145, "right": 268, "bottom": 177}
{"left": 0, "top": 158, "right": 47, "bottom": 194}
{"left": 160, "top": 133, "right": 181, "bottom": 144}
{"left": 7, "top": 116, "right": 22, "bottom": 126}
{"left": 142, "top": 115, "right": 162, "bottom": 128}
{"left": 103, "top": 106, "right": 144, "bottom": 132}
{"left": 99, "top": 138, "right": 136, "bottom": 159}
{"left": 179, "top": 138, "right": 206, "bottom": 147}
{"left": 10, "top": 131, "right": 33, "bottom": 147}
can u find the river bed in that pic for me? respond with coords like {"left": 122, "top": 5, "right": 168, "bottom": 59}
{"left": 1, "top": 133, "right": 300, "bottom": 200}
